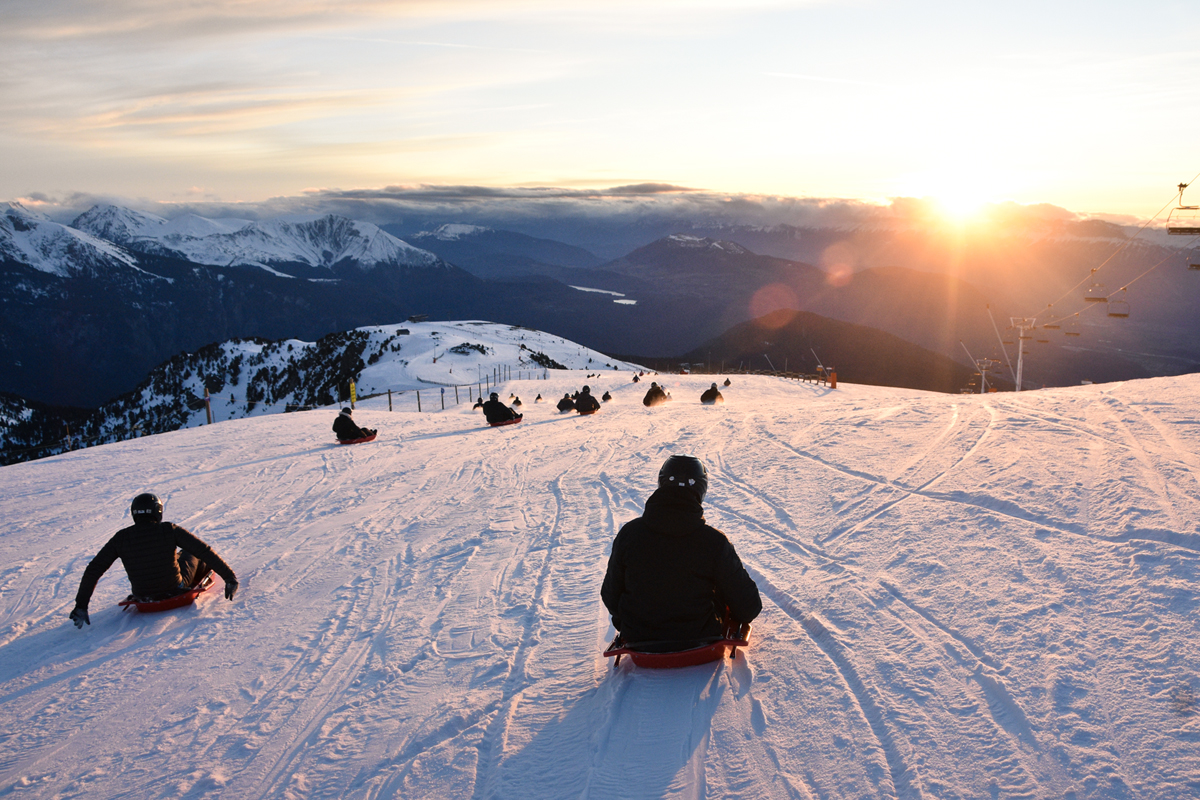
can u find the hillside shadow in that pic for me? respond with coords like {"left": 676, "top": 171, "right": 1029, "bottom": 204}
{"left": 483, "top": 660, "right": 727, "bottom": 798}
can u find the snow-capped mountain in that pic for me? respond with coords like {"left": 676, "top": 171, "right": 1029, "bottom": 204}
{"left": 73, "top": 205, "right": 444, "bottom": 274}
{"left": 1, "top": 202, "right": 144, "bottom": 278}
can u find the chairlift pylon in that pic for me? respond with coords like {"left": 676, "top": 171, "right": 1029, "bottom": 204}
{"left": 1167, "top": 183, "right": 1200, "bottom": 235}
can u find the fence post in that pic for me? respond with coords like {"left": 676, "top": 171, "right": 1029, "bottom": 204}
{"left": 417, "top": 390, "right": 421, "bottom": 412}
{"left": 455, "top": 386, "right": 459, "bottom": 404}
{"left": 441, "top": 388, "right": 445, "bottom": 410}
{"left": 388, "top": 389, "right": 393, "bottom": 411}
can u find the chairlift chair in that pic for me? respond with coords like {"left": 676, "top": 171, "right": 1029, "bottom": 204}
{"left": 1189, "top": 249, "right": 1200, "bottom": 270}
{"left": 1107, "top": 288, "right": 1131, "bottom": 318}
{"left": 1167, "top": 183, "right": 1200, "bottom": 235}
{"left": 1063, "top": 315, "right": 1082, "bottom": 337}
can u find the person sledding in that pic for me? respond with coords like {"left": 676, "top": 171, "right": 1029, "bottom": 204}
{"left": 333, "top": 407, "right": 375, "bottom": 442}
{"left": 601, "top": 456, "right": 761, "bottom": 655}
{"left": 700, "top": 382, "right": 724, "bottom": 405}
{"left": 602, "top": 390, "right": 612, "bottom": 402}
{"left": 723, "top": 378, "right": 731, "bottom": 387}
{"left": 69, "top": 493, "right": 238, "bottom": 628}
{"left": 482, "top": 392, "right": 522, "bottom": 425}
{"left": 642, "top": 381, "right": 670, "bottom": 407}
{"left": 556, "top": 393, "right": 576, "bottom": 413}
{"left": 575, "top": 385, "right": 601, "bottom": 415}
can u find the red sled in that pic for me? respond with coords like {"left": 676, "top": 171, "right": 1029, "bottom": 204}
{"left": 337, "top": 432, "right": 377, "bottom": 444}
{"left": 489, "top": 415, "right": 523, "bottom": 427}
{"left": 604, "top": 621, "right": 751, "bottom": 669}
{"left": 577, "top": 409, "right": 598, "bottom": 416}
{"left": 119, "top": 574, "right": 215, "bottom": 613}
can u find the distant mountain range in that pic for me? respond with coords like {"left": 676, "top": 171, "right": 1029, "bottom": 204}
{"left": 3, "top": 201, "right": 1197, "bottom": 413}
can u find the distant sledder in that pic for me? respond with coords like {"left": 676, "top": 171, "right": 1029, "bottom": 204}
{"left": 602, "top": 456, "right": 760, "bottom": 668}
{"left": 333, "top": 407, "right": 377, "bottom": 443}
{"left": 556, "top": 394, "right": 576, "bottom": 413}
{"left": 575, "top": 385, "right": 601, "bottom": 415}
{"left": 70, "top": 493, "right": 238, "bottom": 625}
{"left": 482, "top": 392, "right": 523, "bottom": 427}
{"left": 700, "top": 383, "right": 724, "bottom": 405}
{"left": 642, "top": 382, "right": 671, "bottom": 407}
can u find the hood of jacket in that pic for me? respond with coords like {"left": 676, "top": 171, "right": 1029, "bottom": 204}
{"left": 641, "top": 486, "right": 705, "bottom": 536}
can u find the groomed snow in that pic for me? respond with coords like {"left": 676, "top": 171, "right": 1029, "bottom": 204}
{"left": 2, "top": 373, "right": 1199, "bottom": 799}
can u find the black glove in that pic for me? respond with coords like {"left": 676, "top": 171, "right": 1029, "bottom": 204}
{"left": 69, "top": 606, "right": 90, "bottom": 628}
{"left": 224, "top": 579, "right": 239, "bottom": 601}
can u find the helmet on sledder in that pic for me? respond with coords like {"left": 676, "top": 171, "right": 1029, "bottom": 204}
{"left": 131, "top": 493, "right": 163, "bottom": 524}
{"left": 657, "top": 455, "right": 707, "bottom": 502}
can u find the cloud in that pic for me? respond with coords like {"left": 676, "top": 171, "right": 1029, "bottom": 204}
{"left": 29, "top": 184, "right": 1084, "bottom": 238}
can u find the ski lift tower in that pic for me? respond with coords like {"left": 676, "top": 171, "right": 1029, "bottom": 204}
{"left": 1010, "top": 317, "right": 1036, "bottom": 392}
{"left": 976, "top": 358, "right": 1001, "bottom": 393}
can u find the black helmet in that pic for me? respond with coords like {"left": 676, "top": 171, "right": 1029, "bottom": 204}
{"left": 711, "top": 382, "right": 718, "bottom": 389}
{"left": 490, "top": 392, "right": 498, "bottom": 401}
{"left": 582, "top": 385, "right": 591, "bottom": 393}
{"left": 657, "top": 455, "right": 708, "bottom": 502}
{"left": 340, "top": 407, "right": 352, "bottom": 416}
{"left": 131, "top": 492, "right": 163, "bottom": 523}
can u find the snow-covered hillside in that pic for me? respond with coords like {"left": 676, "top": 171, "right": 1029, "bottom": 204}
{"left": 0, "top": 322, "right": 643, "bottom": 464}
{"left": 2, "top": 373, "right": 1199, "bottom": 799}
{"left": 72, "top": 204, "right": 442, "bottom": 272}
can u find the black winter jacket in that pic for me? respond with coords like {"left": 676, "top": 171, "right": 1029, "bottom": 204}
{"left": 75, "top": 521, "right": 237, "bottom": 606}
{"left": 333, "top": 413, "right": 368, "bottom": 440}
{"left": 601, "top": 487, "right": 761, "bottom": 648}
{"left": 575, "top": 392, "right": 601, "bottom": 414}
{"left": 482, "top": 398, "right": 519, "bottom": 423}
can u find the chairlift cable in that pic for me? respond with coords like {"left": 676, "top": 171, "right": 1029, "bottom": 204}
{"left": 1027, "top": 172, "right": 1199, "bottom": 320}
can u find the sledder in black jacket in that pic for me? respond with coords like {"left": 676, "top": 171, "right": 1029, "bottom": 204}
{"left": 333, "top": 408, "right": 374, "bottom": 441}
{"left": 575, "top": 386, "right": 601, "bottom": 414}
{"left": 482, "top": 393, "right": 521, "bottom": 424}
{"left": 601, "top": 456, "right": 761, "bottom": 650}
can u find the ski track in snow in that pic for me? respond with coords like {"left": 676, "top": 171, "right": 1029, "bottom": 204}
{"left": 2, "top": 373, "right": 1200, "bottom": 799}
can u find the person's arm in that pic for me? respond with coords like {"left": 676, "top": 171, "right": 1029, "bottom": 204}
{"left": 714, "top": 540, "right": 762, "bottom": 624}
{"left": 600, "top": 534, "right": 627, "bottom": 630}
{"left": 172, "top": 525, "right": 239, "bottom": 598}
{"left": 71, "top": 537, "right": 120, "bottom": 625}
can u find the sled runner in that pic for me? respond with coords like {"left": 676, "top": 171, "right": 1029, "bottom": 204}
{"left": 337, "top": 432, "right": 377, "bottom": 444}
{"left": 119, "top": 574, "right": 215, "bottom": 613}
{"left": 604, "top": 621, "right": 751, "bottom": 669}
{"left": 489, "top": 416, "right": 523, "bottom": 427}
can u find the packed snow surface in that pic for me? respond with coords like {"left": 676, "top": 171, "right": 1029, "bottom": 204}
{"left": 2, "top": 373, "right": 1199, "bottom": 799}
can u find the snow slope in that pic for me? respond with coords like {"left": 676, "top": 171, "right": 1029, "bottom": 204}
{"left": 2, "top": 373, "right": 1199, "bottom": 799}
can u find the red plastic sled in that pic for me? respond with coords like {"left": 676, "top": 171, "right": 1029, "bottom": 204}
{"left": 337, "top": 433, "right": 377, "bottom": 444}
{"left": 489, "top": 416, "right": 523, "bottom": 428}
{"left": 577, "top": 409, "right": 598, "bottom": 416}
{"left": 604, "top": 621, "right": 751, "bottom": 669}
{"left": 119, "top": 574, "right": 215, "bottom": 613}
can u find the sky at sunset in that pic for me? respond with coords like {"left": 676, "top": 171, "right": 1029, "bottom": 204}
{"left": 3, "top": 0, "right": 1198, "bottom": 220}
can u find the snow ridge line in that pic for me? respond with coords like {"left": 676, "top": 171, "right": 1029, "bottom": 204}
{"left": 233, "top": 561, "right": 396, "bottom": 800}
{"left": 753, "top": 423, "right": 1111, "bottom": 544}
{"left": 744, "top": 564, "right": 919, "bottom": 800}
{"left": 822, "top": 403, "right": 998, "bottom": 545}
{"left": 468, "top": 471, "right": 570, "bottom": 799}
